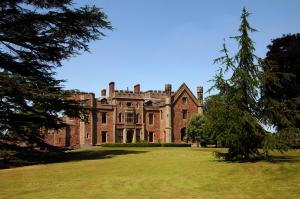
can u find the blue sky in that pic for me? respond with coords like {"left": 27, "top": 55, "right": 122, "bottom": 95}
{"left": 57, "top": 0, "right": 300, "bottom": 98}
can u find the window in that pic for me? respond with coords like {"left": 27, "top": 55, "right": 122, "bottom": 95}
{"left": 149, "top": 113, "right": 154, "bottom": 125}
{"left": 182, "top": 97, "right": 188, "bottom": 104}
{"left": 127, "top": 102, "right": 132, "bottom": 107}
{"left": 136, "top": 113, "right": 139, "bottom": 123}
{"left": 86, "top": 133, "right": 90, "bottom": 139}
{"left": 160, "top": 110, "right": 163, "bottom": 120}
{"left": 125, "top": 112, "right": 134, "bottom": 123}
{"left": 145, "top": 100, "right": 152, "bottom": 106}
{"left": 119, "top": 113, "right": 122, "bottom": 123}
{"left": 182, "top": 110, "right": 188, "bottom": 119}
{"left": 115, "top": 129, "right": 123, "bottom": 143}
{"left": 136, "top": 129, "right": 141, "bottom": 142}
{"left": 100, "top": 98, "right": 108, "bottom": 104}
{"left": 102, "top": 112, "right": 107, "bottom": 124}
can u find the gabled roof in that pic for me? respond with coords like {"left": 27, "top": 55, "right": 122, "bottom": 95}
{"left": 172, "top": 83, "right": 199, "bottom": 106}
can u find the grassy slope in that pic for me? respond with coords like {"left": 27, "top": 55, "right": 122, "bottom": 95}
{"left": 0, "top": 147, "right": 299, "bottom": 199}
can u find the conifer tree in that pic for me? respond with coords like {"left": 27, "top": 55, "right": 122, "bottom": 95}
{"left": 0, "top": 0, "right": 112, "bottom": 148}
{"left": 208, "top": 8, "right": 264, "bottom": 160}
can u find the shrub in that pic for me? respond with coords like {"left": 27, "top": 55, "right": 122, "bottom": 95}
{"left": 101, "top": 143, "right": 191, "bottom": 147}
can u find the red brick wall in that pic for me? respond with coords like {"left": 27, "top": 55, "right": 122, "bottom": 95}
{"left": 145, "top": 110, "right": 160, "bottom": 142}
{"left": 44, "top": 129, "right": 66, "bottom": 147}
{"left": 172, "top": 91, "right": 198, "bottom": 143}
{"left": 96, "top": 110, "right": 114, "bottom": 144}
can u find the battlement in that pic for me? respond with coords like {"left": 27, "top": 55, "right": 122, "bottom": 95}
{"left": 114, "top": 90, "right": 144, "bottom": 98}
{"left": 101, "top": 82, "right": 175, "bottom": 99}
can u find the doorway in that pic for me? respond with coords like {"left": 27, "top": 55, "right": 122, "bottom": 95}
{"left": 181, "top": 128, "right": 186, "bottom": 141}
{"left": 149, "top": 132, "right": 154, "bottom": 143}
{"left": 127, "top": 130, "right": 133, "bottom": 143}
{"left": 101, "top": 131, "right": 107, "bottom": 143}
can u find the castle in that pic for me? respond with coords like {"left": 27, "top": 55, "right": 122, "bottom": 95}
{"left": 45, "top": 82, "right": 203, "bottom": 148}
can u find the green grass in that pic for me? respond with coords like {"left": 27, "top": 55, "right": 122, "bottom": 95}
{"left": 0, "top": 147, "right": 300, "bottom": 199}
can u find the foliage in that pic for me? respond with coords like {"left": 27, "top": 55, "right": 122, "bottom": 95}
{"left": 0, "top": 0, "right": 112, "bottom": 148}
{"left": 260, "top": 33, "right": 300, "bottom": 134}
{"left": 208, "top": 8, "right": 265, "bottom": 160}
{"left": 258, "top": 34, "right": 300, "bottom": 154}
{"left": 186, "top": 114, "right": 208, "bottom": 146}
{"left": 204, "top": 95, "right": 229, "bottom": 148}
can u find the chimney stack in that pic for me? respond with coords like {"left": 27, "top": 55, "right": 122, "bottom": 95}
{"left": 134, "top": 84, "right": 140, "bottom": 93}
{"left": 197, "top": 86, "right": 203, "bottom": 105}
{"left": 109, "top": 82, "right": 115, "bottom": 97}
{"left": 101, "top": 89, "right": 106, "bottom": 96}
{"left": 165, "top": 84, "right": 172, "bottom": 96}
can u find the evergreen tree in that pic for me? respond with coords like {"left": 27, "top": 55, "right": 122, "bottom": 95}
{"left": 0, "top": 0, "right": 112, "bottom": 148}
{"left": 208, "top": 8, "right": 264, "bottom": 160}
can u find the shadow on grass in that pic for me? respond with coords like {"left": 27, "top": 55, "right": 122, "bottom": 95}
{"left": 0, "top": 149, "right": 148, "bottom": 169}
{"left": 264, "top": 155, "right": 300, "bottom": 163}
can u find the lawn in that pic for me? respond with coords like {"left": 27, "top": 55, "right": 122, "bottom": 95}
{"left": 0, "top": 147, "right": 299, "bottom": 199}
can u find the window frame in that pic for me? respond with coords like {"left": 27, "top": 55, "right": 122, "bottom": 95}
{"left": 101, "top": 112, "right": 107, "bottom": 124}
{"left": 149, "top": 113, "right": 154, "bottom": 125}
{"left": 125, "top": 111, "right": 134, "bottom": 124}
{"left": 182, "top": 109, "right": 188, "bottom": 119}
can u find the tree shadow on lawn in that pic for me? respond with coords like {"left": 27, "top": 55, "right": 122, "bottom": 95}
{"left": 0, "top": 149, "right": 148, "bottom": 169}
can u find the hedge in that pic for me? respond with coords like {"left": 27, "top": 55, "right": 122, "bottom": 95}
{"left": 101, "top": 143, "right": 191, "bottom": 147}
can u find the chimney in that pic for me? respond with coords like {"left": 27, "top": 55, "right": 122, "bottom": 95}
{"left": 134, "top": 84, "right": 140, "bottom": 93}
{"left": 165, "top": 84, "right": 172, "bottom": 96}
{"left": 101, "top": 89, "right": 106, "bottom": 96}
{"left": 197, "top": 86, "right": 203, "bottom": 105}
{"left": 109, "top": 82, "right": 115, "bottom": 97}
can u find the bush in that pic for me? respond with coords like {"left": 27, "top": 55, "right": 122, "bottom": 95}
{"left": 101, "top": 143, "right": 191, "bottom": 147}
{"left": 161, "top": 143, "right": 191, "bottom": 147}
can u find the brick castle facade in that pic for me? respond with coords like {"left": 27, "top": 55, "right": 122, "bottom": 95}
{"left": 45, "top": 82, "right": 203, "bottom": 148}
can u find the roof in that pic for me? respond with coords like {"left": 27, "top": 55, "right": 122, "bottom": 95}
{"left": 172, "top": 83, "right": 200, "bottom": 106}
